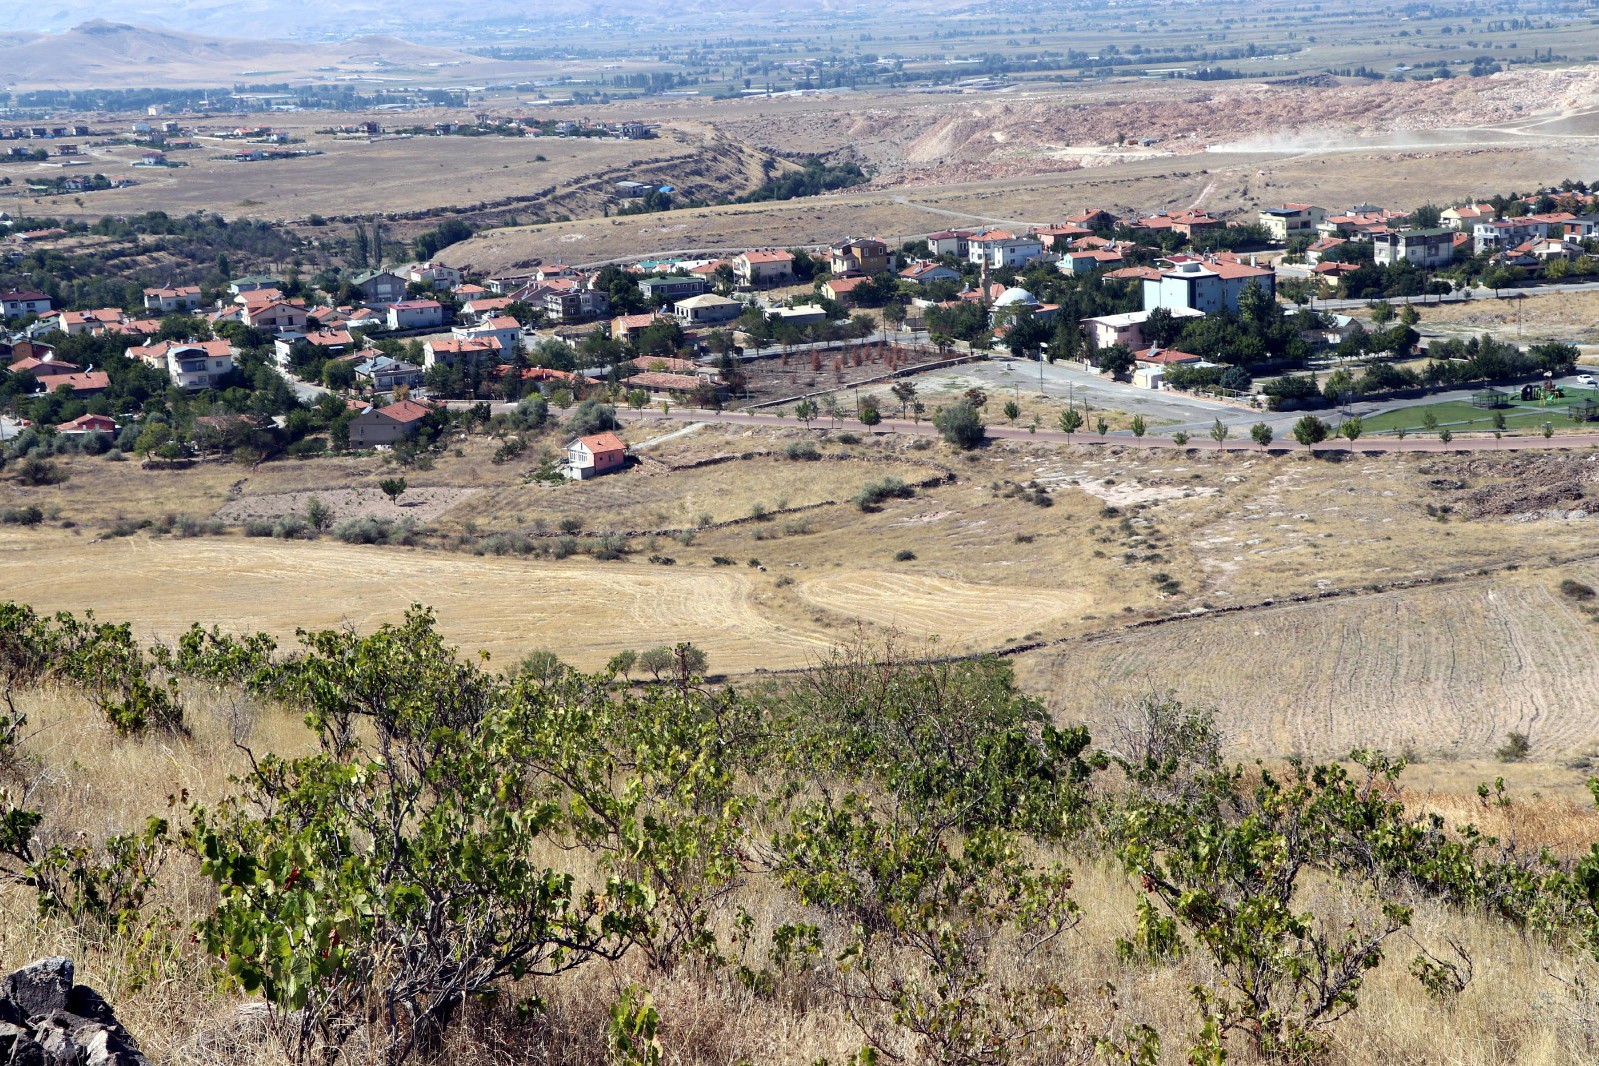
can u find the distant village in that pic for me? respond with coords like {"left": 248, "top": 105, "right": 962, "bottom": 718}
{"left": 2, "top": 181, "right": 1596, "bottom": 472}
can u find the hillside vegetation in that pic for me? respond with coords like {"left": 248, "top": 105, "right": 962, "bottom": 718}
{"left": 3, "top": 602, "right": 1599, "bottom": 1065}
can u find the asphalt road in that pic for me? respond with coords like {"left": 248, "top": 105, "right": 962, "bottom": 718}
{"left": 609, "top": 405, "right": 1599, "bottom": 454}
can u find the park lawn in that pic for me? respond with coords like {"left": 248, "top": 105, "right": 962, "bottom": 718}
{"left": 1361, "top": 389, "right": 1599, "bottom": 435}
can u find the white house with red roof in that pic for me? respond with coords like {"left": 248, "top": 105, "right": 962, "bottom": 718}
{"left": 387, "top": 300, "right": 444, "bottom": 331}
{"left": 142, "top": 285, "right": 203, "bottom": 313}
{"left": 563, "top": 431, "right": 627, "bottom": 480}
{"left": 732, "top": 249, "right": 795, "bottom": 287}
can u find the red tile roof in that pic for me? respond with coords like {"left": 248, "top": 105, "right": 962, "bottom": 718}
{"left": 578, "top": 431, "right": 626, "bottom": 454}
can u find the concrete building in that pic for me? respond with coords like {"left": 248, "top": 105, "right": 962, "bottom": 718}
{"left": 1372, "top": 229, "right": 1456, "bottom": 268}
{"left": 1142, "top": 260, "right": 1276, "bottom": 315}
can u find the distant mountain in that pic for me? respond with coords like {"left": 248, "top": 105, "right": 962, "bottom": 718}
{"left": 0, "top": 0, "right": 915, "bottom": 41}
{"left": 0, "top": 21, "right": 480, "bottom": 90}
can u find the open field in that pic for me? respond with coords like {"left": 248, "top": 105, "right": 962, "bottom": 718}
{"left": 0, "top": 117, "right": 769, "bottom": 230}
{"left": 10, "top": 421, "right": 1599, "bottom": 756}
{"left": 1017, "top": 567, "right": 1599, "bottom": 761}
{"left": 1408, "top": 289, "right": 1599, "bottom": 348}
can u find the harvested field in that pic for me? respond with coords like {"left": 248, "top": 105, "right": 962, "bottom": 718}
{"left": 794, "top": 572, "right": 1082, "bottom": 646}
{"left": 0, "top": 529, "right": 836, "bottom": 673}
{"left": 1016, "top": 567, "right": 1599, "bottom": 761}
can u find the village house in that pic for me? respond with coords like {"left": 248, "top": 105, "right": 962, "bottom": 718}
{"left": 28, "top": 370, "right": 110, "bottom": 396}
{"left": 563, "top": 431, "right": 628, "bottom": 480}
{"left": 623, "top": 371, "right": 723, "bottom": 400}
{"left": 1304, "top": 237, "right": 1346, "bottom": 265}
{"left": 1060, "top": 248, "right": 1126, "bottom": 274}
{"left": 638, "top": 275, "right": 710, "bottom": 304}
{"left": 7, "top": 352, "right": 77, "bottom": 383}
{"left": 1033, "top": 225, "right": 1095, "bottom": 251}
{"left": 142, "top": 285, "right": 203, "bottom": 313}
{"left": 1142, "top": 259, "right": 1276, "bottom": 315}
{"left": 674, "top": 293, "right": 742, "bottom": 326}
{"left": 828, "top": 238, "right": 890, "bottom": 277}
{"left": 353, "top": 354, "right": 425, "bottom": 391}
{"left": 273, "top": 327, "right": 354, "bottom": 367}
{"left": 544, "top": 288, "right": 609, "bottom": 323}
{"left": 243, "top": 300, "right": 310, "bottom": 335}
{"left": 422, "top": 336, "right": 500, "bottom": 369}
{"left": 453, "top": 315, "right": 522, "bottom": 354}
{"left": 821, "top": 276, "right": 875, "bottom": 304}
{"left": 899, "top": 261, "right": 963, "bottom": 286}
{"left": 1472, "top": 213, "right": 1576, "bottom": 254}
{"left": 1258, "top": 203, "right": 1326, "bottom": 243}
{"left": 0, "top": 290, "right": 52, "bottom": 318}
{"left": 1372, "top": 229, "right": 1456, "bottom": 269}
{"left": 461, "top": 296, "right": 514, "bottom": 321}
{"left": 55, "top": 413, "right": 118, "bottom": 436}
{"left": 228, "top": 275, "right": 282, "bottom": 296}
{"left": 924, "top": 230, "right": 973, "bottom": 257}
{"left": 968, "top": 231, "right": 1045, "bottom": 270}
{"left": 387, "top": 299, "right": 445, "bottom": 331}
{"left": 1079, "top": 307, "right": 1205, "bottom": 352}
{"left": 404, "top": 262, "right": 463, "bottom": 291}
{"left": 611, "top": 312, "right": 663, "bottom": 343}
{"left": 733, "top": 249, "right": 796, "bottom": 287}
{"left": 352, "top": 270, "right": 410, "bottom": 306}
{"left": 349, "top": 399, "right": 434, "bottom": 448}
{"left": 767, "top": 305, "right": 829, "bottom": 328}
{"left": 1064, "top": 208, "right": 1120, "bottom": 230}
{"left": 128, "top": 338, "right": 237, "bottom": 389}
{"left": 1441, "top": 203, "right": 1496, "bottom": 230}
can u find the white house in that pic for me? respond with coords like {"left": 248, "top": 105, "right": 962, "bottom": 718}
{"left": 0, "top": 290, "right": 52, "bottom": 318}
{"left": 142, "top": 285, "right": 203, "bottom": 313}
{"left": 1372, "top": 229, "right": 1455, "bottom": 268}
{"left": 563, "top": 431, "right": 627, "bottom": 480}
{"left": 967, "top": 232, "right": 1045, "bottom": 270}
{"left": 160, "top": 340, "right": 236, "bottom": 390}
{"left": 1142, "top": 260, "right": 1276, "bottom": 315}
{"left": 452, "top": 314, "right": 522, "bottom": 355}
{"left": 405, "top": 262, "right": 463, "bottom": 290}
{"left": 387, "top": 300, "right": 444, "bottom": 331}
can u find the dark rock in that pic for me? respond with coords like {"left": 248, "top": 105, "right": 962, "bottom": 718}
{"left": 33, "top": 1024, "right": 80, "bottom": 1066}
{"left": 0, "top": 1002, "right": 19, "bottom": 1028}
{"left": 79, "top": 1026, "right": 149, "bottom": 1066}
{"left": 7, "top": 1038, "right": 45, "bottom": 1066}
{"left": 0, "top": 1024, "right": 24, "bottom": 1055}
{"left": 3, "top": 961, "right": 72, "bottom": 1020}
{"left": 64, "top": 988, "right": 116, "bottom": 1030}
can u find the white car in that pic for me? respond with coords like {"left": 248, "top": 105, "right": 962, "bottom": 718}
{"left": 1578, "top": 374, "right": 1597, "bottom": 387}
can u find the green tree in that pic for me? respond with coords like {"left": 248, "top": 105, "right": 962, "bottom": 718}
{"left": 933, "top": 399, "right": 985, "bottom": 449}
{"left": 1251, "top": 422, "right": 1274, "bottom": 448}
{"left": 379, "top": 477, "right": 408, "bottom": 505}
{"left": 1002, "top": 400, "right": 1021, "bottom": 423}
{"left": 1340, "top": 416, "right": 1364, "bottom": 441}
{"left": 1209, "top": 418, "right": 1230, "bottom": 444}
{"left": 1130, "top": 413, "right": 1147, "bottom": 437}
{"left": 1059, "top": 408, "right": 1084, "bottom": 438}
{"left": 1292, "top": 415, "right": 1329, "bottom": 450}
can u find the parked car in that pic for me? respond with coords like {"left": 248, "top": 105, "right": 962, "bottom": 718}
{"left": 1578, "top": 374, "right": 1596, "bottom": 386}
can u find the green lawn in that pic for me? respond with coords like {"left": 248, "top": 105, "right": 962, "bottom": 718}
{"left": 1360, "top": 389, "right": 1599, "bottom": 436}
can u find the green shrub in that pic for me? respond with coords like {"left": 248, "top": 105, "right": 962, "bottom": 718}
{"left": 0, "top": 505, "right": 43, "bottom": 526}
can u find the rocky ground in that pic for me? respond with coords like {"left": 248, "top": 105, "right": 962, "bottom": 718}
{"left": 0, "top": 957, "right": 151, "bottom": 1066}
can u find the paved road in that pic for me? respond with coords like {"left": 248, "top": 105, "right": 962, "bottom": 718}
{"left": 277, "top": 366, "right": 330, "bottom": 403}
{"left": 610, "top": 405, "right": 1599, "bottom": 454}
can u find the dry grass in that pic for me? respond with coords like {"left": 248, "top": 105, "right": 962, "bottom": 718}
{"left": 1399, "top": 289, "right": 1599, "bottom": 349}
{"left": 4, "top": 682, "right": 1598, "bottom": 1066}
{"left": 12, "top": 429, "right": 1599, "bottom": 755}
